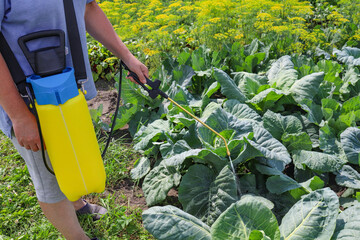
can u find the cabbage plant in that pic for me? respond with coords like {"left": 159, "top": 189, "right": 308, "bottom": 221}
{"left": 122, "top": 42, "right": 360, "bottom": 239}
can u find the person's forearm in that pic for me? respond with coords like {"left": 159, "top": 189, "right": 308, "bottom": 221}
{"left": 0, "top": 52, "right": 41, "bottom": 151}
{"left": 0, "top": 53, "right": 32, "bottom": 123}
{"left": 84, "top": 1, "right": 148, "bottom": 83}
{"left": 84, "top": 1, "right": 132, "bottom": 61}
{"left": 0, "top": 53, "right": 41, "bottom": 151}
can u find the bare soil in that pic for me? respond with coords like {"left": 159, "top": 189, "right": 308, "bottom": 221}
{"left": 88, "top": 89, "right": 118, "bottom": 125}
{"left": 88, "top": 183, "right": 148, "bottom": 211}
{"left": 87, "top": 79, "right": 148, "bottom": 210}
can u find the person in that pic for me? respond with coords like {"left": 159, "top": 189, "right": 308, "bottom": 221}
{"left": 0, "top": 0, "right": 148, "bottom": 239}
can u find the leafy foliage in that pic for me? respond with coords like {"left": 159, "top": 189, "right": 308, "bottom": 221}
{"left": 143, "top": 195, "right": 280, "bottom": 240}
{"left": 88, "top": 2, "right": 360, "bottom": 239}
{"left": 116, "top": 41, "right": 360, "bottom": 239}
{"left": 87, "top": 40, "right": 120, "bottom": 82}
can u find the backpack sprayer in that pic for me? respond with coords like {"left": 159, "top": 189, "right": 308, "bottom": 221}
{"left": 17, "top": 29, "right": 106, "bottom": 202}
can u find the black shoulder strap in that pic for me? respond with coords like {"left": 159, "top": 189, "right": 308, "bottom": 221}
{"left": 62, "top": 0, "right": 87, "bottom": 82}
{"left": 0, "top": 32, "right": 27, "bottom": 95}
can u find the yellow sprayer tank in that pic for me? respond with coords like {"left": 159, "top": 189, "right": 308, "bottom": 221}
{"left": 27, "top": 68, "right": 106, "bottom": 201}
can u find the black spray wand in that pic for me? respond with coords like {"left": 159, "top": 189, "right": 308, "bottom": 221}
{"left": 121, "top": 62, "right": 233, "bottom": 165}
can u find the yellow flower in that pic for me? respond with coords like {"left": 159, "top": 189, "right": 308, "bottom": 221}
{"left": 234, "top": 33, "right": 244, "bottom": 40}
{"left": 159, "top": 25, "right": 169, "bottom": 31}
{"left": 350, "top": 29, "right": 360, "bottom": 41}
{"left": 270, "top": 4, "right": 284, "bottom": 12}
{"left": 143, "top": 48, "right": 159, "bottom": 56}
{"left": 139, "top": 21, "right": 157, "bottom": 29}
{"left": 131, "top": 25, "right": 140, "bottom": 34}
{"left": 122, "top": 14, "right": 130, "bottom": 19}
{"left": 255, "top": 21, "right": 274, "bottom": 31}
{"left": 339, "top": 18, "right": 350, "bottom": 23}
{"left": 299, "top": 31, "right": 318, "bottom": 44}
{"left": 291, "top": 28, "right": 307, "bottom": 36}
{"left": 148, "top": 0, "right": 162, "bottom": 9}
{"left": 213, "top": 33, "right": 228, "bottom": 40}
{"left": 169, "top": 2, "right": 182, "bottom": 9}
{"left": 168, "top": 21, "right": 178, "bottom": 26}
{"left": 271, "top": 25, "right": 290, "bottom": 33}
{"left": 351, "top": 34, "right": 360, "bottom": 41}
{"left": 288, "top": 17, "right": 306, "bottom": 22}
{"left": 208, "top": 17, "right": 221, "bottom": 23}
{"left": 178, "top": 5, "right": 197, "bottom": 12}
{"left": 290, "top": 42, "right": 304, "bottom": 53}
{"left": 186, "top": 37, "right": 195, "bottom": 43}
{"left": 327, "top": 11, "right": 350, "bottom": 25}
{"left": 292, "top": 5, "right": 313, "bottom": 15}
{"left": 173, "top": 27, "right": 187, "bottom": 35}
{"left": 99, "top": 2, "right": 112, "bottom": 9}
{"left": 256, "top": 13, "right": 272, "bottom": 21}
{"left": 143, "top": 10, "right": 153, "bottom": 16}
{"left": 156, "top": 14, "right": 169, "bottom": 21}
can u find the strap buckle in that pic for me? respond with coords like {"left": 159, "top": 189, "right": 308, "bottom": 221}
{"left": 77, "top": 78, "right": 88, "bottom": 94}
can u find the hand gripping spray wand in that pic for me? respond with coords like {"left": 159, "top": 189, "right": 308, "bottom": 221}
{"left": 120, "top": 63, "right": 237, "bottom": 174}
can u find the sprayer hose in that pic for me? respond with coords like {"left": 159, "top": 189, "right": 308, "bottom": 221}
{"left": 101, "top": 61, "right": 123, "bottom": 158}
{"left": 25, "top": 86, "right": 55, "bottom": 175}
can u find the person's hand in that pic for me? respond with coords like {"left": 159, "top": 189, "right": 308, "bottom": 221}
{"left": 12, "top": 111, "right": 42, "bottom": 152}
{"left": 123, "top": 56, "right": 149, "bottom": 85}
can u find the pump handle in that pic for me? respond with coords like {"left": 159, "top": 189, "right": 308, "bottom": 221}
{"left": 18, "top": 30, "right": 66, "bottom": 76}
{"left": 18, "top": 30, "right": 65, "bottom": 45}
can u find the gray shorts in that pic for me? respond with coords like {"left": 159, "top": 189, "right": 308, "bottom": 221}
{"left": 10, "top": 132, "right": 67, "bottom": 203}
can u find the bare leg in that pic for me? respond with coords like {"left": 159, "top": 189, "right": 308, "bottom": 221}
{"left": 38, "top": 199, "right": 90, "bottom": 240}
{"left": 72, "top": 198, "right": 86, "bottom": 211}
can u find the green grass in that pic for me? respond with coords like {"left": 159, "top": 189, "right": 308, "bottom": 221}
{"left": 0, "top": 132, "right": 153, "bottom": 240}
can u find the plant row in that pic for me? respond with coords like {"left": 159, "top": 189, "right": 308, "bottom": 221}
{"left": 115, "top": 40, "right": 360, "bottom": 239}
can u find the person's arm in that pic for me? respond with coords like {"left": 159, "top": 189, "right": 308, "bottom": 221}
{"left": 0, "top": 53, "right": 41, "bottom": 151}
{"left": 84, "top": 1, "right": 148, "bottom": 84}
